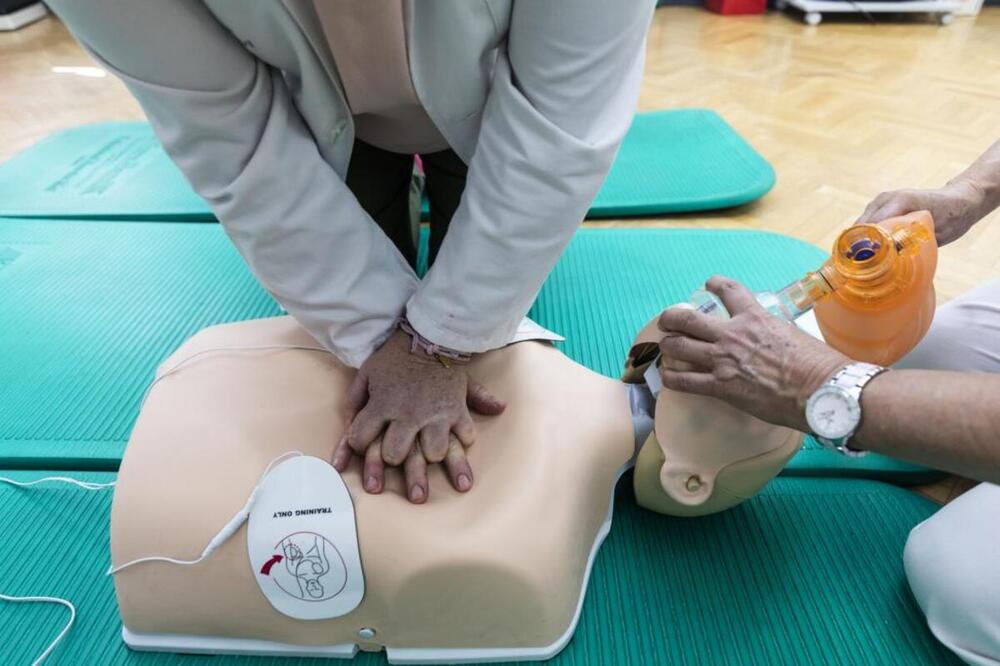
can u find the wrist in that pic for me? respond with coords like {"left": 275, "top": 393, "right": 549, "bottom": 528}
{"left": 398, "top": 317, "right": 473, "bottom": 366}
{"left": 848, "top": 368, "right": 891, "bottom": 451}
{"left": 793, "top": 352, "right": 851, "bottom": 430}
{"left": 946, "top": 176, "right": 993, "bottom": 223}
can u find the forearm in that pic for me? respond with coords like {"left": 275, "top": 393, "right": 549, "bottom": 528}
{"left": 51, "top": 0, "right": 418, "bottom": 367}
{"left": 408, "top": 0, "right": 653, "bottom": 351}
{"left": 853, "top": 370, "right": 1000, "bottom": 484}
{"left": 948, "top": 139, "right": 1000, "bottom": 220}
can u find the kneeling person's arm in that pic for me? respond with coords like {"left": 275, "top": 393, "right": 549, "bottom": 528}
{"left": 656, "top": 276, "right": 1000, "bottom": 485}
{"left": 851, "top": 370, "right": 1000, "bottom": 484}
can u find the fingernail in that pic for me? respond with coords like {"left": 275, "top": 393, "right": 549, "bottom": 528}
{"left": 457, "top": 474, "right": 471, "bottom": 492}
{"left": 365, "top": 475, "right": 379, "bottom": 492}
{"left": 410, "top": 485, "right": 425, "bottom": 502}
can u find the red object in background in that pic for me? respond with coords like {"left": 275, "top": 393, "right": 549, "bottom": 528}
{"left": 705, "top": 0, "right": 766, "bottom": 14}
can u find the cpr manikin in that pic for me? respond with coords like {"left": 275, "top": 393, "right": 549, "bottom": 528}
{"left": 112, "top": 316, "right": 636, "bottom": 662}
{"left": 111, "top": 213, "right": 938, "bottom": 662}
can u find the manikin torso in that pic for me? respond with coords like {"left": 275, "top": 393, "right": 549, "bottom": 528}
{"left": 112, "top": 316, "right": 635, "bottom": 654}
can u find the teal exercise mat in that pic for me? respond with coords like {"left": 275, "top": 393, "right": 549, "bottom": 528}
{"left": 529, "top": 228, "right": 941, "bottom": 483}
{"left": 0, "top": 219, "right": 281, "bottom": 470}
{"left": 0, "top": 473, "right": 956, "bottom": 665}
{"left": 0, "top": 122, "right": 214, "bottom": 221}
{"left": 421, "top": 109, "right": 774, "bottom": 219}
{"left": 422, "top": 109, "right": 774, "bottom": 218}
{"left": 1, "top": 111, "right": 769, "bottom": 223}
{"left": 0, "top": 222, "right": 935, "bottom": 480}
{"left": 792, "top": 436, "right": 944, "bottom": 483}
{"left": 589, "top": 109, "right": 774, "bottom": 217}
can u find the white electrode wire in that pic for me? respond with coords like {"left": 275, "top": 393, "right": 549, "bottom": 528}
{"left": 106, "top": 449, "right": 304, "bottom": 575}
{"left": 0, "top": 594, "right": 75, "bottom": 665}
{"left": 0, "top": 478, "right": 111, "bottom": 665}
{"left": 105, "top": 553, "right": 206, "bottom": 573}
{"left": 104, "top": 344, "right": 328, "bottom": 574}
{"left": 0, "top": 476, "right": 115, "bottom": 491}
{"left": 0, "top": 345, "right": 324, "bottom": 664}
{"left": 137, "top": 344, "right": 330, "bottom": 412}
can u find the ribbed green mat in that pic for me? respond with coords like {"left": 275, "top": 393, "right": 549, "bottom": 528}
{"left": 528, "top": 228, "right": 941, "bottom": 483}
{"left": 0, "top": 223, "right": 936, "bottom": 480}
{"left": 0, "top": 220, "right": 281, "bottom": 469}
{"left": 3, "top": 111, "right": 771, "bottom": 223}
{"left": 422, "top": 109, "right": 773, "bottom": 219}
{"left": 0, "top": 473, "right": 955, "bottom": 665}
{"left": 790, "top": 439, "right": 944, "bottom": 482}
{"left": 422, "top": 109, "right": 773, "bottom": 218}
{"left": 0, "top": 123, "right": 213, "bottom": 220}
{"left": 588, "top": 109, "right": 774, "bottom": 216}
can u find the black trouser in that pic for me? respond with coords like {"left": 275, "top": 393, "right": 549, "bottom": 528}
{"left": 345, "top": 139, "right": 468, "bottom": 271}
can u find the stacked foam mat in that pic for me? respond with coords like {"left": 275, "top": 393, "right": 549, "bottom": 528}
{"left": 0, "top": 110, "right": 775, "bottom": 221}
{"left": 0, "top": 221, "right": 938, "bottom": 481}
{"left": 0, "top": 120, "right": 950, "bottom": 664}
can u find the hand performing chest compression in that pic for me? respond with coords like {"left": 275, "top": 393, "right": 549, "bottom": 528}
{"left": 331, "top": 329, "right": 506, "bottom": 504}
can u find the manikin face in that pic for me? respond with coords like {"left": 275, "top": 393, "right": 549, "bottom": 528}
{"left": 627, "top": 314, "right": 802, "bottom": 516}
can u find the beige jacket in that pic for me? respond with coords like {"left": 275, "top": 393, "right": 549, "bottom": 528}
{"left": 49, "top": 0, "right": 654, "bottom": 366}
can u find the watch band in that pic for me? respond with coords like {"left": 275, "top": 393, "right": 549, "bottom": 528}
{"left": 816, "top": 362, "right": 888, "bottom": 457}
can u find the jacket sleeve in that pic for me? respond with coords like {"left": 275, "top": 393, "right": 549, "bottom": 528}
{"left": 404, "top": 0, "right": 655, "bottom": 352}
{"left": 47, "top": 0, "right": 418, "bottom": 368}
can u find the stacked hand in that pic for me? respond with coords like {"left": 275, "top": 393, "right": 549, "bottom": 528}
{"left": 331, "top": 330, "right": 506, "bottom": 504}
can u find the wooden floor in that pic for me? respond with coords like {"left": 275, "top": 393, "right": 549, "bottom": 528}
{"left": 634, "top": 7, "right": 1000, "bottom": 305}
{"left": 2, "top": 8, "right": 999, "bottom": 301}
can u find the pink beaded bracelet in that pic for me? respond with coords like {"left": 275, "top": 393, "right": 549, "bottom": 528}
{"left": 398, "top": 317, "right": 473, "bottom": 367}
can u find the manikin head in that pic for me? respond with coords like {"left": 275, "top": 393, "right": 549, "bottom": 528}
{"left": 623, "top": 314, "right": 803, "bottom": 517}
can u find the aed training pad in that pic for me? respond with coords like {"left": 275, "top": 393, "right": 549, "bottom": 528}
{"left": 0, "top": 122, "right": 214, "bottom": 220}
{"left": 0, "top": 474, "right": 958, "bottom": 665}
{"left": 529, "top": 228, "right": 943, "bottom": 483}
{"left": 0, "top": 219, "right": 281, "bottom": 470}
{"left": 420, "top": 109, "right": 775, "bottom": 219}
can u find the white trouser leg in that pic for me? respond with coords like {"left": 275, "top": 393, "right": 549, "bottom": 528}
{"left": 904, "top": 483, "right": 1000, "bottom": 665}
{"left": 900, "top": 279, "right": 1000, "bottom": 664}
{"left": 897, "top": 278, "right": 1000, "bottom": 373}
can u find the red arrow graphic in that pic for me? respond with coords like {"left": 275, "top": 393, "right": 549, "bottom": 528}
{"left": 260, "top": 554, "right": 284, "bottom": 576}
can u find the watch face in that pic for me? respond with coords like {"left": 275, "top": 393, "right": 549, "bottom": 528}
{"left": 806, "top": 386, "right": 861, "bottom": 439}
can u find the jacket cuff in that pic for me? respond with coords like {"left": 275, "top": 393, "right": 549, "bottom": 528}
{"left": 403, "top": 302, "right": 520, "bottom": 355}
